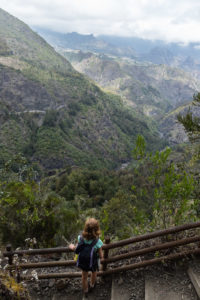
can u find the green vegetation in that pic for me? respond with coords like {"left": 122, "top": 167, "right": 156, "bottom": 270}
{"left": 177, "top": 92, "right": 200, "bottom": 185}
{"left": 0, "top": 155, "right": 81, "bottom": 247}
{"left": 132, "top": 136, "right": 196, "bottom": 229}
{"left": 0, "top": 87, "right": 162, "bottom": 170}
{"left": 0, "top": 129, "right": 198, "bottom": 247}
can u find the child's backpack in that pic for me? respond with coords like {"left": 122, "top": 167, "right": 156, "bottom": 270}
{"left": 75, "top": 236, "right": 99, "bottom": 271}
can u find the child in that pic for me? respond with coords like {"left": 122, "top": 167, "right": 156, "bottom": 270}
{"left": 69, "top": 218, "right": 103, "bottom": 297}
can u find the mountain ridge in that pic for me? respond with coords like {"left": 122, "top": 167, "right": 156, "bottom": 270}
{"left": 34, "top": 28, "right": 200, "bottom": 77}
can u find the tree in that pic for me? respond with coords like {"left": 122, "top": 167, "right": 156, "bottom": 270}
{"left": 177, "top": 93, "right": 200, "bottom": 143}
{"left": 177, "top": 92, "right": 200, "bottom": 216}
{"left": 0, "top": 180, "right": 82, "bottom": 247}
{"left": 132, "top": 135, "right": 196, "bottom": 229}
{"left": 151, "top": 160, "right": 195, "bottom": 229}
{"left": 100, "top": 191, "right": 145, "bottom": 239}
{"left": 0, "top": 181, "right": 40, "bottom": 245}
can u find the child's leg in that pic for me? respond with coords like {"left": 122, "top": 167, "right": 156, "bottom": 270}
{"left": 91, "top": 271, "right": 97, "bottom": 287}
{"left": 82, "top": 271, "right": 88, "bottom": 292}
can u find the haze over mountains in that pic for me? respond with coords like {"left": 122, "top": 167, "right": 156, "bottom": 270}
{"left": 34, "top": 28, "right": 200, "bottom": 79}
{"left": 0, "top": 8, "right": 162, "bottom": 170}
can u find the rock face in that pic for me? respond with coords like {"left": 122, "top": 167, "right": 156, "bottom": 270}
{"left": 0, "top": 65, "right": 55, "bottom": 111}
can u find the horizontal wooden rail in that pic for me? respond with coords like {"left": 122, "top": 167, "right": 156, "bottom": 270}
{"left": 4, "top": 222, "right": 200, "bottom": 258}
{"left": 103, "top": 235, "right": 200, "bottom": 264}
{"left": 22, "top": 271, "right": 83, "bottom": 280}
{"left": 7, "top": 260, "right": 76, "bottom": 270}
{"left": 4, "top": 221, "right": 200, "bottom": 282}
{"left": 7, "top": 235, "right": 200, "bottom": 270}
{"left": 102, "top": 248, "right": 200, "bottom": 275}
{"left": 103, "top": 221, "right": 200, "bottom": 250}
{"left": 21, "top": 248, "right": 200, "bottom": 280}
{"left": 4, "top": 247, "right": 72, "bottom": 257}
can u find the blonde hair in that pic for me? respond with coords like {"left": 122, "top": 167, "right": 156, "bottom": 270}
{"left": 82, "top": 218, "right": 101, "bottom": 240}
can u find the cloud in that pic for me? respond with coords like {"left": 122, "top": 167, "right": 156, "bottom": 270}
{"left": 1, "top": 0, "right": 200, "bottom": 43}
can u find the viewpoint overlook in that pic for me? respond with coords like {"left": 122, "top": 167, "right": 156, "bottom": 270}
{"left": 0, "top": 5, "right": 200, "bottom": 300}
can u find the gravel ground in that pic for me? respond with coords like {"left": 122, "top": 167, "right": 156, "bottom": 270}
{"left": 27, "top": 275, "right": 112, "bottom": 300}
{"left": 25, "top": 260, "right": 112, "bottom": 300}
{"left": 112, "top": 270, "right": 145, "bottom": 300}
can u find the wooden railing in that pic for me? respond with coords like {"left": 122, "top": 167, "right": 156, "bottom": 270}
{"left": 3, "top": 221, "right": 200, "bottom": 281}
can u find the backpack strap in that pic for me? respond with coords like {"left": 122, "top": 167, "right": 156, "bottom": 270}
{"left": 79, "top": 235, "right": 84, "bottom": 244}
{"left": 91, "top": 238, "right": 99, "bottom": 247}
{"left": 89, "top": 238, "right": 99, "bottom": 268}
{"left": 75, "top": 235, "right": 84, "bottom": 254}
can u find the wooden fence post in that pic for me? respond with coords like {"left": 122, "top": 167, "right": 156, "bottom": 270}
{"left": 103, "top": 236, "right": 110, "bottom": 272}
{"left": 6, "top": 244, "right": 13, "bottom": 276}
{"left": 16, "top": 269, "right": 21, "bottom": 283}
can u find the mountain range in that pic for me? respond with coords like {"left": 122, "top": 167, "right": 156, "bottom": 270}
{"left": 61, "top": 50, "right": 199, "bottom": 116}
{"left": 38, "top": 30, "right": 200, "bottom": 146}
{"left": 38, "top": 31, "right": 200, "bottom": 145}
{"left": 34, "top": 29, "right": 200, "bottom": 79}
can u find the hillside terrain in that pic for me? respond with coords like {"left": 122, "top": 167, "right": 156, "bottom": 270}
{"left": 61, "top": 50, "right": 200, "bottom": 114}
{"left": 0, "top": 8, "right": 162, "bottom": 170}
{"left": 57, "top": 50, "right": 200, "bottom": 143}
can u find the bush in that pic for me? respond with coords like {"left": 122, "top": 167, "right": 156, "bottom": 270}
{"left": 0, "top": 181, "right": 81, "bottom": 247}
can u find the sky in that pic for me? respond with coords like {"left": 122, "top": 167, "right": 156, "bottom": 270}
{"left": 1, "top": 0, "right": 200, "bottom": 44}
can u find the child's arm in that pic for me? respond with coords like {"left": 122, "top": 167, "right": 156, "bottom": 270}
{"left": 98, "top": 247, "right": 103, "bottom": 259}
